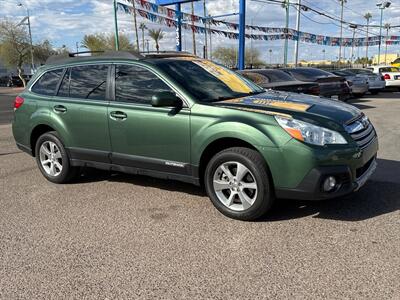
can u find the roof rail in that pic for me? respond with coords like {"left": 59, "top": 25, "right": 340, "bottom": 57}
{"left": 141, "top": 51, "right": 198, "bottom": 59}
{"left": 45, "top": 50, "right": 144, "bottom": 65}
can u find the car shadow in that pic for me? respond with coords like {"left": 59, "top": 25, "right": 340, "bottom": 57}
{"left": 262, "top": 158, "right": 400, "bottom": 222}
{"left": 347, "top": 98, "right": 376, "bottom": 110}
{"left": 74, "top": 158, "right": 399, "bottom": 222}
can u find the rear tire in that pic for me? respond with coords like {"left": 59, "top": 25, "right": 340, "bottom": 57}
{"left": 35, "top": 131, "right": 78, "bottom": 184}
{"left": 204, "top": 147, "right": 274, "bottom": 221}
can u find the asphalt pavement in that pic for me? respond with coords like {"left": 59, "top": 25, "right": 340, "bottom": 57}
{"left": 0, "top": 87, "right": 20, "bottom": 125}
{"left": 0, "top": 90, "right": 399, "bottom": 299}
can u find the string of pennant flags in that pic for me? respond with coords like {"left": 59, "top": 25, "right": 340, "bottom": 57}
{"left": 117, "top": 0, "right": 400, "bottom": 47}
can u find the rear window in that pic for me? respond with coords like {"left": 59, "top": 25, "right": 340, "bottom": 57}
{"left": 31, "top": 69, "right": 64, "bottom": 96}
{"left": 58, "top": 65, "right": 109, "bottom": 100}
{"left": 348, "top": 69, "right": 374, "bottom": 75}
{"left": 254, "top": 70, "right": 295, "bottom": 82}
{"left": 285, "top": 68, "right": 334, "bottom": 81}
{"left": 379, "top": 67, "right": 399, "bottom": 73}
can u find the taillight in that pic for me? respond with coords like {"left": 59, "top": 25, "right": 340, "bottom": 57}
{"left": 14, "top": 96, "right": 24, "bottom": 110}
{"left": 383, "top": 74, "right": 391, "bottom": 80}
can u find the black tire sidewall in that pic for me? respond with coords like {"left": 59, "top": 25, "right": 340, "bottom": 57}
{"left": 205, "top": 148, "right": 273, "bottom": 221}
{"left": 35, "top": 132, "right": 73, "bottom": 184}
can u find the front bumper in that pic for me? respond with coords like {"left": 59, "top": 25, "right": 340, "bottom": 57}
{"left": 275, "top": 156, "right": 377, "bottom": 200}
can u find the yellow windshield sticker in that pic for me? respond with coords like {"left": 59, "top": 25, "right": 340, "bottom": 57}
{"left": 192, "top": 60, "right": 252, "bottom": 93}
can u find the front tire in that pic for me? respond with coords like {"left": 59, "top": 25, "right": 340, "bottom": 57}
{"left": 204, "top": 147, "right": 274, "bottom": 221}
{"left": 35, "top": 131, "right": 78, "bottom": 183}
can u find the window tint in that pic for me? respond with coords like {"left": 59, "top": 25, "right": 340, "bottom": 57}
{"left": 57, "top": 65, "right": 108, "bottom": 100}
{"left": 32, "top": 69, "right": 64, "bottom": 96}
{"left": 241, "top": 72, "right": 269, "bottom": 85}
{"left": 379, "top": 67, "right": 399, "bottom": 73}
{"left": 256, "top": 70, "right": 296, "bottom": 82}
{"left": 115, "top": 65, "right": 172, "bottom": 104}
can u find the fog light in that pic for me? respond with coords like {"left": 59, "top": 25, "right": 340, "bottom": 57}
{"left": 323, "top": 176, "right": 337, "bottom": 192}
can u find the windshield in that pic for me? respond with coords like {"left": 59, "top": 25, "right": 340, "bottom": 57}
{"left": 153, "top": 59, "right": 264, "bottom": 102}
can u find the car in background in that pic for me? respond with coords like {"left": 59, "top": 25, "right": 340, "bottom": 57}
{"left": 391, "top": 57, "right": 400, "bottom": 68}
{"left": 331, "top": 70, "right": 369, "bottom": 97}
{"left": 239, "top": 69, "right": 320, "bottom": 96}
{"left": 367, "top": 66, "right": 400, "bottom": 91}
{"left": 282, "top": 67, "right": 351, "bottom": 101}
{"left": 344, "top": 68, "right": 386, "bottom": 94}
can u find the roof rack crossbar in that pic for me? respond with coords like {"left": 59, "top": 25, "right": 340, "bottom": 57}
{"left": 45, "top": 50, "right": 144, "bottom": 65}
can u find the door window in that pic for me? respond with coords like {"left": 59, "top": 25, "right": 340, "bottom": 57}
{"left": 57, "top": 65, "right": 109, "bottom": 100}
{"left": 31, "top": 69, "right": 64, "bottom": 96}
{"left": 115, "top": 65, "right": 172, "bottom": 104}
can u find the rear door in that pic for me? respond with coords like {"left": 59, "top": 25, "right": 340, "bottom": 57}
{"left": 107, "top": 63, "right": 191, "bottom": 176}
{"left": 52, "top": 64, "right": 111, "bottom": 163}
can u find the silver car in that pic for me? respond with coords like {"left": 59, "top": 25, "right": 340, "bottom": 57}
{"left": 332, "top": 70, "right": 369, "bottom": 97}
{"left": 344, "top": 68, "right": 386, "bottom": 94}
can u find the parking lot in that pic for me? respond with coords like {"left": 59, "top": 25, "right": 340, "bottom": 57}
{"left": 0, "top": 88, "right": 399, "bottom": 299}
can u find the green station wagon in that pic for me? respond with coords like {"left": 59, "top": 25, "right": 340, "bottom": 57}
{"left": 12, "top": 51, "right": 378, "bottom": 220}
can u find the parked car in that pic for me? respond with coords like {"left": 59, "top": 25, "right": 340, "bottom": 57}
{"left": 331, "top": 70, "right": 369, "bottom": 97}
{"left": 367, "top": 66, "right": 400, "bottom": 91}
{"left": 239, "top": 69, "right": 320, "bottom": 95}
{"left": 344, "top": 68, "right": 386, "bottom": 94}
{"left": 282, "top": 67, "right": 351, "bottom": 100}
{"left": 391, "top": 57, "right": 400, "bottom": 68}
{"left": 6, "top": 75, "right": 31, "bottom": 87}
{"left": 0, "top": 76, "right": 9, "bottom": 87}
{"left": 12, "top": 51, "right": 378, "bottom": 221}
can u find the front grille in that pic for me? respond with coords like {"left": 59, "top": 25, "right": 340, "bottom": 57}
{"left": 346, "top": 115, "right": 377, "bottom": 150}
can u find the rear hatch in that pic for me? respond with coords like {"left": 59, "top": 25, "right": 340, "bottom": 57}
{"left": 316, "top": 76, "right": 348, "bottom": 96}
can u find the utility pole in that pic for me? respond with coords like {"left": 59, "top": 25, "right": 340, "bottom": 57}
{"left": 209, "top": 14, "right": 212, "bottom": 60}
{"left": 113, "top": 0, "right": 119, "bottom": 50}
{"left": 350, "top": 24, "right": 357, "bottom": 65}
{"left": 384, "top": 23, "right": 390, "bottom": 64}
{"left": 191, "top": 2, "right": 197, "bottom": 55}
{"left": 364, "top": 12, "right": 372, "bottom": 63}
{"left": 294, "top": 0, "right": 301, "bottom": 66}
{"left": 17, "top": 3, "right": 34, "bottom": 72}
{"left": 203, "top": 0, "right": 208, "bottom": 59}
{"left": 283, "top": 0, "right": 290, "bottom": 66}
{"left": 338, "top": 0, "right": 346, "bottom": 65}
{"left": 377, "top": 1, "right": 391, "bottom": 65}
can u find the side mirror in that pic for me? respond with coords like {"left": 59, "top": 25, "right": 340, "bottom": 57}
{"left": 151, "top": 91, "right": 181, "bottom": 107}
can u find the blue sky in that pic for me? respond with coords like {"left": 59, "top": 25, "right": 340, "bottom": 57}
{"left": 0, "top": 0, "right": 399, "bottom": 63}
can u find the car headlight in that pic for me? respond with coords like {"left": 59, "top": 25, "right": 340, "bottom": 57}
{"left": 275, "top": 116, "right": 347, "bottom": 146}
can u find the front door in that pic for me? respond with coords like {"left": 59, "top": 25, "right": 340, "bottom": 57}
{"left": 107, "top": 64, "right": 191, "bottom": 176}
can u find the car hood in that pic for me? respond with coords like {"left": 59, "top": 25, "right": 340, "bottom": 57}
{"left": 214, "top": 91, "right": 361, "bottom": 125}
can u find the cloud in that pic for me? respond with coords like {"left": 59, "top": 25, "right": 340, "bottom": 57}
{"left": 0, "top": 0, "right": 399, "bottom": 62}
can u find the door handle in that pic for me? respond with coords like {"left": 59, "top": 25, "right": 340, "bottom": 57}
{"left": 110, "top": 111, "right": 127, "bottom": 121}
{"left": 53, "top": 105, "right": 67, "bottom": 113}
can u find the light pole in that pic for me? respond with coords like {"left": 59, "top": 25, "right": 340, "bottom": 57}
{"left": 338, "top": 0, "right": 347, "bottom": 65}
{"left": 17, "top": 3, "right": 34, "bottom": 73}
{"left": 203, "top": 0, "right": 208, "bottom": 59}
{"left": 269, "top": 49, "right": 273, "bottom": 65}
{"left": 113, "top": 0, "right": 119, "bottom": 50}
{"left": 283, "top": 0, "right": 290, "bottom": 66}
{"left": 294, "top": 0, "right": 305, "bottom": 67}
{"left": 364, "top": 12, "right": 372, "bottom": 63}
{"left": 322, "top": 49, "right": 326, "bottom": 61}
{"left": 350, "top": 24, "right": 357, "bottom": 64}
{"left": 384, "top": 23, "right": 390, "bottom": 64}
{"left": 377, "top": 1, "right": 391, "bottom": 65}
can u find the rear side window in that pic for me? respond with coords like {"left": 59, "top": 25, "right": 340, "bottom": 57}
{"left": 31, "top": 69, "right": 64, "bottom": 96}
{"left": 57, "top": 65, "right": 109, "bottom": 100}
{"left": 115, "top": 64, "right": 172, "bottom": 104}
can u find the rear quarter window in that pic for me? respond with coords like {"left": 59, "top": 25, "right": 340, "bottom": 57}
{"left": 31, "top": 69, "right": 64, "bottom": 96}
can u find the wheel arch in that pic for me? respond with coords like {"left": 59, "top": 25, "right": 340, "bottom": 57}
{"left": 197, "top": 137, "right": 272, "bottom": 187}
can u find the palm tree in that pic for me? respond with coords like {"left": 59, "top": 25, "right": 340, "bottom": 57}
{"left": 139, "top": 23, "right": 147, "bottom": 52}
{"left": 364, "top": 12, "right": 372, "bottom": 61}
{"left": 148, "top": 28, "right": 164, "bottom": 53}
